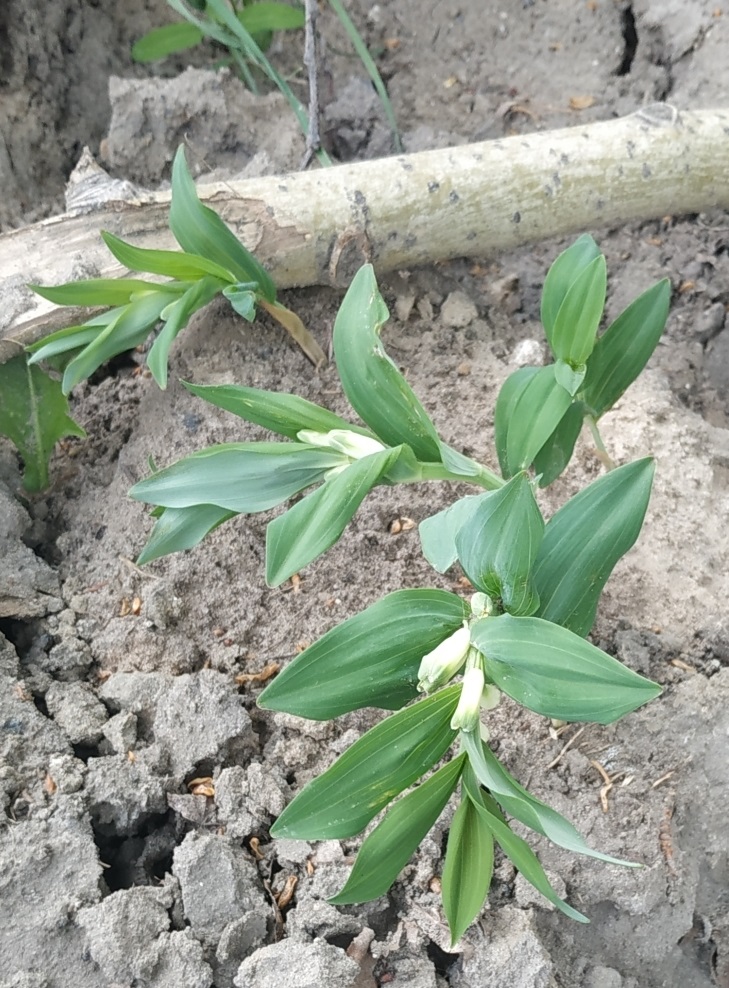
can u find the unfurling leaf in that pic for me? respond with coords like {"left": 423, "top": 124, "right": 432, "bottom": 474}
{"left": 547, "top": 254, "right": 606, "bottom": 366}
{"left": 258, "top": 589, "right": 469, "bottom": 718}
{"left": 0, "top": 356, "right": 85, "bottom": 491}
{"left": 494, "top": 365, "right": 572, "bottom": 477}
{"left": 271, "top": 685, "right": 459, "bottom": 839}
{"left": 455, "top": 472, "right": 544, "bottom": 615}
{"left": 541, "top": 234, "right": 601, "bottom": 338}
{"left": 330, "top": 755, "right": 466, "bottom": 904}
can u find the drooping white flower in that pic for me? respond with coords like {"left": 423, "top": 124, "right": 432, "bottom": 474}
{"left": 450, "top": 666, "right": 486, "bottom": 732}
{"left": 298, "top": 428, "right": 386, "bottom": 459}
{"left": 417, "top": 624, "right": 470, "bottom": 693}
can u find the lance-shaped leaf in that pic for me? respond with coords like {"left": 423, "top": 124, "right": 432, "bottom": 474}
{"left": 265, "top": 446, "right": 401, "bottom": 586}
{"left": 333, "top": 265, "right": 442, "bottom": 462}
{"left": 441, "top": 790, "right": 495, "bottom": 944}
{"left": 533, "top": 458, "right": 654, "bottom": 636}
{"left": 0, "top": 356, "right": 85, "bottom": 492}
{"left": 169, "top": 146, "right": 276, "bottom": 301}
{"left": 136, "top": 504, "right": 235, "bottom": 565}
{"left": 460, "top": 731, "right": 635, "bottom": 867}
{"left": 101, "top": 230, "right": 235, "bottom": 282}
{"left": 462, "top": 768, "right": 588, "bottom": 923}
{"left": 183, "top": 382, "right": 370, "bottom": 442}
{"left": 548, "top": 255, "right": 607, "bottom": 367}
{"left": 271, "top": 685, "right": 460, "bottom": 840}
{"left": 532, "top": 402, "right": 584, "bottom": 488}
{"left": 329, "top": 755, "right": 466, "bottom": 904}
{"left": 258, "top": 589, "right": 469, "bottom": 718}
{"left": 147, "top": 277, "right": 222, "bottom": 388}
{"left": 455, "top": 472, "right": 544, "bottom": 615}
{"left": 471, "top": 614, "right": 661, "bottom": 723}
{"left": 28, "top": 278, "right": 178, "bottom": 308}
{"left": 129, "top": 443, "right": 343, "bottom": 513}
{"left": 237, "top": 0, "right": 305, "bottom": 32}
{"left": 541, "top": 234, "right": 601, "bottom": 337}
{"left": 419, "top": 494, "right": 487, "bottom": 573}
{"left": 59, "top": 290, "right": 174, "bottom": 394}
{"left": 581, "top": 279, "right": 671, "bottom": 419}
{"left": 494, "top": 366, "right": 572, "bottom": 478}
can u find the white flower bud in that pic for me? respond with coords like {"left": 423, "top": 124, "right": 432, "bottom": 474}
{"left": 480, "top": 683, "right": 501, "bottom": 711}
{"left": 297, "top": 428, "right": 386, "bottom": 459}
{"left": 451, "top": 666, "right": 486, "bottom": 733}
{"left": 417, "top": 624, "right": 470, "bottom": 692}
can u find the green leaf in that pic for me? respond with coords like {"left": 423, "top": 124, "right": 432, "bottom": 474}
{"left": 419, "top": 494, "right": 486, "bottom": 573}
{"left": 258, "top": 589, "right": 469, "bottom": 718}
{"left": 100, "top": 231, "right": 235, "bottom": 282}
{"left": 265, "top": 446, "right": 401, "bottom": 586}
{"left": 470, "top": 614, "right": 661, "bottom": 723}
{"left": 462, "top": 768, "right": 589, "bottom": 923}
{"left": 169, "top": 146, "right": 277, "bottom": 302}
{"left": 533, "top": 458, "right": 654, "bottom": 636}
{"left": 333, "top": 265, "right": 442, "bottom": 462}
{"left": 183, "top": 382, "right": 371, "bottom": 441}
{"left": 0, "top": 356, "right": 85, "bottom": 492}
{"left": 238, "top": 1, "right": 305, "bottom": 32}
{"left": 548, "top": 255, "right": 606, "bottom": 366}
{"left": 129, "top": 442, "right": 343, "bottom": 512}
{"left": 541, "top": 234, "right": 601, "bottom": 338}
{"left": 494, "top": 366, "right": 572, "bottom": 477}
{"left": 147, "top": 277, "right": 222, "bottom": 388}
{"left": 29, "top": 278, "right": 171, "bottom": 308}
{"left": 329, "top": 755, "right": 466, "bottom": 904}
{"left": 222, "top": 284, "right": 257, "bottom": 320}
{"left": 59, "top": 291, "right": 174, "bottom": 394}
{"left": 460, "top": 731, "right": 634, "bottom": 867}
{"left": 136, "top": 504, "right": 235, "bottom": 565}
{"left": 532, "top": 402, "right": 584, "bottom": 488}
{"left": 131, "top": 22, "right": 204, "bottom": 61}
{"left": 455, "top": 473, "right": 544, "bottom": 615}
{"left": 554, "top": 359, "right": 586, "bottom": 397}
{"left": 441, "top": 791, "right": 495, "bottom": 944}
{"left": 270, "top": 685, "right": 459, "bottom": 840}
{"left": 581, "top": 279, "right": 671, "bottom": 419}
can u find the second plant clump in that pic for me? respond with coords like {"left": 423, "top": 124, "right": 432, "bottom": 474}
{"left": 129, "top": 230, "right": 669, "bottom": 941}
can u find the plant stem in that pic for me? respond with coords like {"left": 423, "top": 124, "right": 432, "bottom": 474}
{"left": 586, "top": 415, "right": 616, "bottom": 470}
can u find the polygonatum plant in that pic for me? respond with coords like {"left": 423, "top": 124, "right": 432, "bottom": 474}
{"left": 130, "top": 237, "right": 670, "bottom": 941}
{"left": 27, "top": 146, "right": 325, "bottom": 396}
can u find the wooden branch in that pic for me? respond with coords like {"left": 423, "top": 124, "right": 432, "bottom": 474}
{"left": 2, "top": 103, "right": 729, "bottom": 363}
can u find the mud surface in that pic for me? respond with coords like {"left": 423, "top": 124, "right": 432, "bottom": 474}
{"left": 2, "top": 2, "right": 729, "bottom": 987}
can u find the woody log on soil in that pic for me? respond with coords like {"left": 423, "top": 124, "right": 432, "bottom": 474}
{"left": 1, "top": 103, "right": 728, "bottom": 362}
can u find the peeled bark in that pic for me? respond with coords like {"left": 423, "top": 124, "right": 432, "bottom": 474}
{"left": 2, "top": 103, "right": 729, "bottom": 362}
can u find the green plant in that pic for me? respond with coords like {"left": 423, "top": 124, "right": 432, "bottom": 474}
{"left": 132, "top": 0, "right": 402, "bottom": 158}
{"left": 128, "top": 237, "right": 669, "bottom": 940}
{"left": 27, "top": 146, "right": 325, "bottom": 397}
{"left": 0, "top": 354, "right": 85, "bottom": 492}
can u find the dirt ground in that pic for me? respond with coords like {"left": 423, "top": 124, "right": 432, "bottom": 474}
{"left": 1, "top": 1, "right": 729, "bottom": 987}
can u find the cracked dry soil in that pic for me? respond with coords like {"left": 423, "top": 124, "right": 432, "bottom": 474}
{"left": 1, "top": 2, "right": 729, "bottom": 987}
